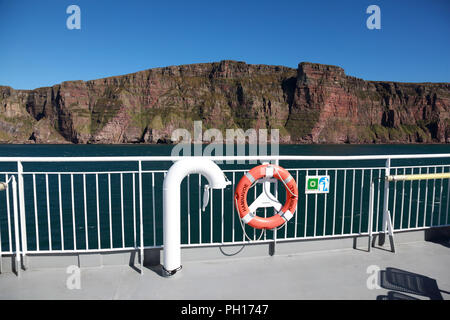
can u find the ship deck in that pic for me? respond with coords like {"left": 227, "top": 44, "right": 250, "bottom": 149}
{"left": 0, "top": 236, "right": 449, "bottom": 300}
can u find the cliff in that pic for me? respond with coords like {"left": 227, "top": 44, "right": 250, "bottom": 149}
{"left": 1, "top": 60, "right": 449, "bottom": 144}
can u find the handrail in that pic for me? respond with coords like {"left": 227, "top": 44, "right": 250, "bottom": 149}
{"left": 0, "top": 153, "right": 448, "bottom": 277}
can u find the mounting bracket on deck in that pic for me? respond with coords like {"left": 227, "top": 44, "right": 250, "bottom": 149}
{"left": 367, "top": 178, "right": 396, "bottom": 253}
{"left": 378, "top": 158, "right": 396, "bottom": 253}
{"left": 378, "top": 210, "right": 396, "bottom": 253}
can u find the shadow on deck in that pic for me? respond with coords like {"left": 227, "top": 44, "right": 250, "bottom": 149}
{"left": 377, "top": 267, "right": 450, "bottom": 300}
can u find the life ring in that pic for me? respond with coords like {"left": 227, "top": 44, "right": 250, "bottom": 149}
{"left": 234, "top": 163, "right": 298, "bottom": 230}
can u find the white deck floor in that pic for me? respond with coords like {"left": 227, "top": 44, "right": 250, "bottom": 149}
{"left": 0, "top": 239, "right": 449, "bottom": 300}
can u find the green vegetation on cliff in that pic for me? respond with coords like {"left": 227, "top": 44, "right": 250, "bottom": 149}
{"left": 0, "top": 61, "right": 448, "bottom": 144}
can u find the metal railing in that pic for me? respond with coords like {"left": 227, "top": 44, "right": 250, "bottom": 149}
{"left": 0, "top": 154, "right": 449, "bottom": 273}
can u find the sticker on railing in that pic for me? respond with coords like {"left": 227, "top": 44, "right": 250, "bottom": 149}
{"left": 305, "top": 175, "right": 330, "bottom": 194}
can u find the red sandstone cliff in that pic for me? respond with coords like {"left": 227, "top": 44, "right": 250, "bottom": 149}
{"left": 0, "top": 61, "right": 448, "bottom": 144}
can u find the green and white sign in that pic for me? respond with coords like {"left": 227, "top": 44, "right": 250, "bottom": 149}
{"left": 305, "top": 175, "right": 330, "bottom": 194}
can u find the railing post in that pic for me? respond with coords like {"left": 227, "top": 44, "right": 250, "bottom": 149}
{"left": 269, "top": 159, "right": 279, "bottom": 256}
{"left": 379, "top": 158, "right": 391, "bottom": 245}
{"left": 138, "top": 160, "right": 144, "bottom": 274}
{"left": 376, "top": 158, "right": 396, "bottom": 253}
{"left": 11, "top": 176, "right": 21, "bottom": 277}
{"left": 368, "top": 179, "right": 374, "bottom": 252}
{"left": 17, "top": 161, "right": 27, "bottom": 270}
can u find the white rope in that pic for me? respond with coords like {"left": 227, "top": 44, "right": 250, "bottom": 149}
{"left": 235, "top": 197, "right": 265, "bottom": 242}
{"left": 273, "top": 166, "right": 298, "bottom": 198}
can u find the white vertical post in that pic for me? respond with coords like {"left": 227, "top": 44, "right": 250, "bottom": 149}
{"left": 152, "top": 172, "right": 156, "bottom": 246}
{"left": 71, "top": 174, "right": 76, "bottom": 250}
{"left": 45, "top": 174, "right": 52, "bottom": 250}
{"left": 120, "top": 173, "right": 124, "bottom": 248}
{"left": 407, "top": 168, "right": 413, "bottom": 228}
{"left": 430, "top": 168, "right": 436, "bottom": 226}
{"left": 305, "top": 172, "right": 309, "bottom": 237}
{"left": 95, "top": 174, "right": 100, "bottom": 249}
{"left": 270, "top": 159, "right": 279, "bottom": 255}
{"left": 380, "top": 158, "right": 390, "bottom": 245}
{"left": 32, "top": 174, "right": 39, "bottom": 251}
{"left": 375, "top": 170, "right": 381, "bottom": 232}
{"left": 17, "top": 162, "right": 27, "bottom": 269}
{"left": 446, "top": 176, "right": 450, "bottom": 226}
{"left": 253, "top": 180, "right": 257, "bottom": 241}
{"left": 341, "top": 169, "right": 347, "bottom": 235}
{"left": 423, "top": 167, "right": 429, "bottom": 227}
{"left": 354, "top": 169, "right": 364, "bottom": 249}
{"left": 368, "top": 179, "right": 374, "bottom": 252}
{"left": 392, "top": 168, "right": 398, "bottom": 227}
{"left": 437, "top": 167, "right": 444, "bottom": 226}
{"left": 12, "top": 176, "right": 21, "bottom": 276}
{"left": 58, "top": 174, "right": 64, "bottom": 250}
{"left": 198, "top": 174, "right": 202, "bottom": 243}
{"left": 210, "top": 184, "right": 214, "bottom": 243}
{"left": 139, "top": 161, "right": 144, "bottom": 274}
{"left": 415, "top": 168, "right": 421, "bottom": 228}
{"left": 232, "top": 172, "right": 235, "bottom": 242}
{"left": 83, "top": 174, "right": 88, "bottom": 250}
{"left": 108, "top": 174, "right": 112, "bottom": 249}
{"left": 132, "top": 173, "right": 136, "bottom": 248}
{"left": 379, "top": 159, "right": 396, "bottom": 253}
{"left": 187, "top": 174, "right": 191, "bottom": 245}
{"left": 332, "top": 170, "right": 337, "bottom": 236}
{"left": 350, "top": 169, "right": 355, "bottom": 233}
{"left": 151, "top": 173, "right": 156, "bottom": 247}
{"left": 323, "top": 169, "right": 328, "bottom": 236}
{"left": 6, "top": 174, "right": 12, "bottom": 257}
{"left": 313, "top": 169, "right": 318, "bottom": 237}
{"left": 358, "top": 169, "right": 364, "bottom": 234}
{"left": 221, "top": 181, "right": 224, "bottom": 244}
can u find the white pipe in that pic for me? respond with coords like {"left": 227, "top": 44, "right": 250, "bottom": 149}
{"left": 163, "top": 158, "right": 230, "bottom": 275}
{"left": 12, "top": 177, "right": 21, "bottom": 277}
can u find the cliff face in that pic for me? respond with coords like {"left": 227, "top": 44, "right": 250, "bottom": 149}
{"left": 0, "top": 60, "right": 448, "bottom": 144}
{"left": 288, "top": 63, "right": 450, "bottom": 143}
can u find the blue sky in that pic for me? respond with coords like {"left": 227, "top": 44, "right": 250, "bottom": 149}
{"left": 0, "top": 0, "right": 449, "bottom": 90}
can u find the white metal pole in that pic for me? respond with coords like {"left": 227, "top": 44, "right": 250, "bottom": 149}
{"left": 12, "top": 176, "right": 21, "bottom": 276}
{"left": 45, "top": 174, "right": 52, "bottom": 250}
{"left": 380, "top": 158, "right": 391, "bottom": 245}
{"left": 368, "top": 180, "right": 375, "bottom": 252}
{"left": 6, "top": 174, "right": 12, "bottom": 259}
{"left": 17, "top": 162, "right": 27, "bottom": 269}
{"left": 139, "top": 161, "right": 144, "bottom": 274}
{"left": 272, "top": 159, "right": 279, "bottom": 254}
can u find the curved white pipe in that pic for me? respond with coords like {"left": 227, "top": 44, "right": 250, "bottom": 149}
{"left": 163, "top": 158, "right": 230, "bottom": 275}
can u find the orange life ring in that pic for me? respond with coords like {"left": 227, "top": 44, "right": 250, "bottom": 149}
{"left": 234, "top": 163, "right": 298, "bottom": 230}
